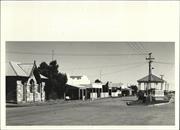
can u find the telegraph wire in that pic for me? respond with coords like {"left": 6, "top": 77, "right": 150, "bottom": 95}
{"left": 101, "top": 63, "right": 146, "bottom": 76}
{"left": 127, "top": 43, "right": 139, "bottom": 54}
{"left": 127, "top": 43, "right": 145, "bottom": 55}
{"left": 63, "top": 62, "right": 147, "bottom": 70}
{"left": 154, "top": 61, "right": 174, "bottom": 65}
{"left": 132, "top": 43, "right": 145, "bottom": 54}
{"left": 139, "top": 43, "right": 149, "bottom": 53}
{"left": 6, "top": 51, "right": 148, "bottom": 56}
{"left": 79, "top": 62, "right": 147, "bottom": 77}
{"left": 127, "top": 43, "right": 148, "bottom": 60}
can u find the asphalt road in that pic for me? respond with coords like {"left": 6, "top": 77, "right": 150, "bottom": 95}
{"left": 6, "top": 96, "right": 175, "bottom": 125}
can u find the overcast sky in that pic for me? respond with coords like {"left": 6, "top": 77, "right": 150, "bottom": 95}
{"left": 6, "top": 41, "right": 175, "bottom": 90}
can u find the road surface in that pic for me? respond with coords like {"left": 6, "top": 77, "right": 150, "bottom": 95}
{"left": 6, "top": 96, "right": 175, "bottom": 125}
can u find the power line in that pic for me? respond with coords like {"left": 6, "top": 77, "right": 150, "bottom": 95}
{"left": 6, "top": 51, "right": 51, "bottom": 55}
{"left": 139, "top": 43, "right": 149, "bottom": 53}
{"left": 132, "top": 43, "right": 145, "bottom": 54}
{"left": 127, "top": 43, "right": 148, "bottom": 69}
{"left": 6, "top": 51, "right": 148, "bottom": 56}
{"left": 127, "top": 43, "right": 148, "bottom": 58}
{"left": 68, "top": 62, "right": 147, "bottom": 77}
{"left": 63, "top": 62, "right": 146, "bottom": 70}
{"left": 154, "top": 61, "right": 174, "bottom": 65}
{"left": 128, "top": 43, "right": 139, "bottom": 54}
{"left": 101, "top": 63, "right": 146, "bottom": 76}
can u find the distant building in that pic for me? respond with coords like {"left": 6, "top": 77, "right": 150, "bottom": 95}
{"left": 6, "top": 61, "right": 47, "bottom": 103}
{"left": 108, "top": 82, "right": 123, "bottom": 97}
{"left": 67, "top": 75, "right": 91, "bottom": 85}
{"left": 137, "top": 74, "right": 165, "bottom": 91}
{"left": 66, "top": 75, "right": 106, "bottom": 100}
{"left": 137, "top": 74, "right": 165, "bottom": 100}
{"left": 66, "top": 75, "right": 90, "bottom": 100}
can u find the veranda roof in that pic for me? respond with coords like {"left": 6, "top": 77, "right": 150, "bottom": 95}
{"left": 66, "top": 83, "right": 89, "bottom": 89}
{"left": 66, "top": 83, "right": 103, "bottom": 89}
{"left": 137, "top": 74, "right": 164, "bottom": 83}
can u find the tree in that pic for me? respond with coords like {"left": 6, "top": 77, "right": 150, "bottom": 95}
{"left": 102, "top": 81, "right": 109, "bottom": 92}
{"left": 33, "top": 64, "right": 42, "bottom": 84}
{"left": 56, "top": 73, "right": 68, "bottom": 99}
{"left": 95, "top": 79, "right": 101, "bottom": 83}
{"left": 38, "top": 62, "right": 51, "bottom": 100}
{"left": 38, "top": 62, "right": 49, "bottom": 77}
{"left": 49, "top": 60, "right": 59, "bottom": 79}
{"left": 129, "top": 85, "right": 138, "bottom": 95}
{"left": 38, "top": 60, "right": 68, "bottom": 100}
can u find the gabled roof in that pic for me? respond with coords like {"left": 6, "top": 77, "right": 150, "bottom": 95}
{"left": 6, "top": 61, "right": 47, "bottom": 79}
{"left": 137, "top": 74, "right": 164, "bottom": 83}
{"left": 18, "top": 63, "right": 34, "bottom": 76}
{"left": 6, "top": 61, "right": 31, "bottom": 77}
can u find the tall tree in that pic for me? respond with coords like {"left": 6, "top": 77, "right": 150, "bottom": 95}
{"left": 56, "top": 73, "right": 68, "bottom": 99}
{"left": 38, "top": 60, "right": 68, "bottom": 100}
{"left": 38, "top": 62, "right": 49, "bottom": 77}
{"left": 49, "top": 60, "right": 59, "bottom": 78}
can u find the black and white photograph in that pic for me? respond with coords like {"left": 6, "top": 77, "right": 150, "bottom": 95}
{"left": 5, "top": 41, "right": 175, "bottom": 125}
{"left": 1, "top": 1, "right": 179, "bottom": 130}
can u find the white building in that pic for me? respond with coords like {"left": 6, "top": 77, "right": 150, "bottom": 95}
{"left": 66, "top": 75, "right": 105, "bottom": 100}
{"left": 67, "top": 75, "right": 91, "bottom": 86}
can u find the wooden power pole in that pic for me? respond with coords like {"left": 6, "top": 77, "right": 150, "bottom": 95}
{"left": 160, "top": 75, "right": 164, "bottom": 90}
{"left": 146, "top": 53, "right": 155, "bottom": 101}
{"left": 100, "top": 69, "right": 102, "bottom": 81}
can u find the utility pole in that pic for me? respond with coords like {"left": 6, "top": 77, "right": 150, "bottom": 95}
{"left": 100, "top": 69, "right": 102, "bottom": 81}
{"left": 160, "top": 75, "right": 164, "bottom": 90}
{"left": 52, "top": 50, "right": 54, "bottom": 61}
{"left": 146, "top": 53, "right": 155, "bottom": 101}
{"left": 160, "top": 74, "right": 164, "bottom": 79}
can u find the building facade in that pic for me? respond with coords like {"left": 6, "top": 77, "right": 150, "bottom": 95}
{"left": 6, "top": 61, "right": 47, "bottom": 103}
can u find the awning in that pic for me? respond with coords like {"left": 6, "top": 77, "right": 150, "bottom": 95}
{"left": 66, "top": 83, "right": 89, "bottom": 89}
{"left": 66, "top": 83, "right": 103, "bottom": 89}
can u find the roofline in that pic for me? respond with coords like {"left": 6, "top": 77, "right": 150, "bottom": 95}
{"left": 9, "top": 62, "right": 18, "bottom": 76}
{"left": 6, "top": 75, "right": 29, "bottom": 78}
{"left": 18, "top": 63, "right": 29, "bottom": 76}
{"left": 137, "top": 81, "right": 164, "bottom": 83}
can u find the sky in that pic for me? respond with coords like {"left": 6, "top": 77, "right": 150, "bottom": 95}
{"left": 6, "top": 41, "right": 175, "bottom": 90}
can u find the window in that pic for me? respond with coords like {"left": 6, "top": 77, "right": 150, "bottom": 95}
{"left": 30, "top": 79, "right": 34, "bottom": 93}
{"left": 37, "top": 84, "right": 41, "bottom": 93}
{"left": 30, "top": 85, "right": 33, "bottom": 93}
